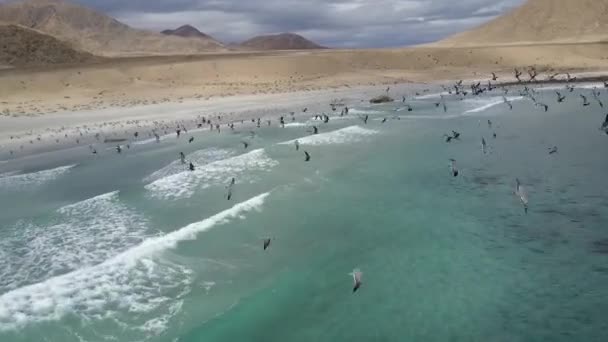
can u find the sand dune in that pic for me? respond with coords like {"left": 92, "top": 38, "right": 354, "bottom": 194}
{"left": 436, "top": 0, "right": 608, "bottom": 47}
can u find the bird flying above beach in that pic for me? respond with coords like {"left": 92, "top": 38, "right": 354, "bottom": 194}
{"left": 242, "top": 141, "right": 249, "bottom": 149}
{"left": 304, "top": 151, "right": 311, "bottom": 162}
{"left": 581, "top": 94, "right": 590, "bottom": 106}
{"left": 189, "top": 137, "right": 194, "bottom": 143}
{"left": 514, "top": 178, "right": 529, "bottom": 214}
{"left": 503, "top": 97, "right": 513, "bottom": 110}
{"left": 514, "top": 68, "right": 523, "bottom": 82}
{"left": 491, "top": 72, "right": 498, "bottom": 81}
{"left": 481, "top": 137, "right": 488, "bottom": 154}
{"left": 351, "top": 269, "right": 363, "bottom": 293}
{"left": 556, "top": 92, "right": 566, "bottom": 103}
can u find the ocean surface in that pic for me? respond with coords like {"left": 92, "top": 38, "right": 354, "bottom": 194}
{"left": 1, "top": 85, "right": 608, "bottom": 341}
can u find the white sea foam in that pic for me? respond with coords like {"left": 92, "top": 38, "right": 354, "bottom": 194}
{"left": 279, "top": 125, "right": 378, "bottom": 146}
{"left": 348, "top": 108, "right": 384, "bottom": 115}
{"left": 0, "top": 164, "right": 76, "bottom": 189}
{"left": 0, "top": 193, "right": 270, "bottom": 332}
{"left": 0, "top": 170, "right": 19, "bottom": 178}
{"left": 145, "top": 149, "right": 277, "bottom": 200}
{"left": 464, "top": 96, "right": 524, "bottom": 114}
{"left": 414, "top": 91, "right": 449, "bottom": 100}
{"left": 284, "top": 122, "right": 308, "bottom": 127}
{"left": 144, "top": 148, "right": 235, "bottom": 182}
{"left": 0, "top": 191, "right": 149, "bottom": 293}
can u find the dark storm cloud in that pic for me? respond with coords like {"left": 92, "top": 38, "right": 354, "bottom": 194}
{"left": 26, "top": 0, "right": 529, "bottom": 47}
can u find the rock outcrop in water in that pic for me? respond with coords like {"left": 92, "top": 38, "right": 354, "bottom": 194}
{"left": 369, "top": 95, "right": 394, "bottom": 104}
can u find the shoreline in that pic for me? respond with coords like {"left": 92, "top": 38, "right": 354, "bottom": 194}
{"left": 1, "top": 71, "right": 607, "bottom": 166}
{"left": 0, "top": 82, "right": 440, "bottom": 164}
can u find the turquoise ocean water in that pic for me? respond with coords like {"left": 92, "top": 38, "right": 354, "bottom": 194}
{"left": 1, "top": 86, "right": 608, "bottom": 341}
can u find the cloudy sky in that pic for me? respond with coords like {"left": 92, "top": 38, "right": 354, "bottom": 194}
{"left": 49, "top": 0, "right": 526, "bottom": 47}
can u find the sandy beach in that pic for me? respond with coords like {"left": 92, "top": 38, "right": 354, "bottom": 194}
{"left": 2, "top": 42, "right": 608, "bottom": 161}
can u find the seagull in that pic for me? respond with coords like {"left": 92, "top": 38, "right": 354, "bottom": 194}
{"left": 566, "top": 73, "right": 577, "bottom": 82}
{"left": 566, "top": 85, "right": 575, "bottom": 93}
{"left": 548, "top": 146, "right": 558, "bottom": 154}
{"left": 514, "top": 178, "right": 529, "bottom": 214}
{"left": 491, "top": 72, "right": 498, "bottom": 81}
{"left": 601, "top": 113, "right": 608, "bottom": 132}
{"left": 263, "top": 238, "right": 272, "bottom": 250}
{"left": 351, "top": 269, "right": 363, "bottom": 293}
{"left": 304, "top": 151, "right": 311, "bottom": 162}
{"left": 381, "top": 117, "right": 387, "bottom": 123}
{"left": 188, "top": 136, "right": 194, "bottom": 143}
{"left": 581, "top": 94, "right": 590, "bottom": 106}
{"left": 452, "top": 130, "right": 461, "bottom": 140}
{"left": 536, "top": 103, "right": 549, "bottom": 112}
{"left": 481, "top": 137, "right": 488, "bottom": 154}
{"left": 514, "top": 68, "right": 522, "bottom": 82}
{"left": 556, "top": 91, "right": 566, "bottom": 103}
{"left": 528, "top": 68, "right": 537, "bottom": 82}
{"left": 312, "top": 126, "right": 319, "bottom": 134}
{"left": 116, "top": 145, "right": 122, "bottom": 154}
{"left": 443, "top": 134, "right": 453, "bottom": 143}
{"left": 225, "top": 178, "right": 235, "bottom": 200}
{"left": 449, "top": 159, "right": 459, "bottom": 177}
{"left": 503, "top": 96, "right": 513, "bottom": 110}
{"left": 242, "top": 141, "right": 249, "bottom": 149}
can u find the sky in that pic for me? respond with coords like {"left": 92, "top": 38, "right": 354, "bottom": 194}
{"left": 17, "top": 0, "right": 527, "bottom": 47}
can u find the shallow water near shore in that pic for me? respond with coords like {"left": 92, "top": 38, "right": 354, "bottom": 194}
{"left": 1, "top": 86, "right": 608, "bottom": 341}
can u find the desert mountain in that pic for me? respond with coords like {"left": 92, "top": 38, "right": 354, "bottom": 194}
{"left": 239, "top": 33, "right": 326, "bottom": 50}
{"left": 0, "top": 0, "right": 225, "bottom": 57}
{"left": 0, "top": 23, "right": 95, "bottom": 67}
{"left": 437, "top": 0, "right": 608, "bottom": 47}
{"left": 161, "top": 25, "right": 217, "bottom": 41}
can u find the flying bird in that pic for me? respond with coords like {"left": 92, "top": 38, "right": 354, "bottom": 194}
{"left": 481, "top": 137, "right": 488, "bottom": 154}
{"left": 581, "top": 94, "right": 590, "bottom": 106}
{"left": 449, "top": 159, "right": 459, "bottom": 177}
{"left": 351, "top": 269, "right": 363, "bottom": 293}
{"left": 556, "top": 91, "right": 566, "bottom": 103}
{"left": 491, "top": 72, "right": 498, "bottom": 81}
{"left": 514, "top": 178, "right": 529, "bottom": 214}
{"left": 503, "top": 96, "right": 513, "bottom": 110}
{"left": 548, "top": 146, "right": 558, "bottom": 154}
{"left": 536, "top": 103, "right": 549, "bottom": 112}
{"left": 304, "top": 151, "right": 311, "bottom": 162}
{"left": 514, "top": 68, "right": 523, "bottom": 82}
{"left": 263, "top": 238, "right": 272, "bottom": 250}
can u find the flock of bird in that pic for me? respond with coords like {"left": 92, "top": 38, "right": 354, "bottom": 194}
{"left": 430, "top": 70, "right": 608, "bottom": 215}
{"left": 3, "top": 69, "right": 608, "bottom": 292}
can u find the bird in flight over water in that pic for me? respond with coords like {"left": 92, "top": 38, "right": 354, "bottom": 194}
{"left": 351, "top": 269, "right": 363, "bottom": 293}
{"left": 449, "top": 159, "right": 459, "bottom": 177}
{"left": 514, "top": 178, "right": 529, "bottom": 214}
